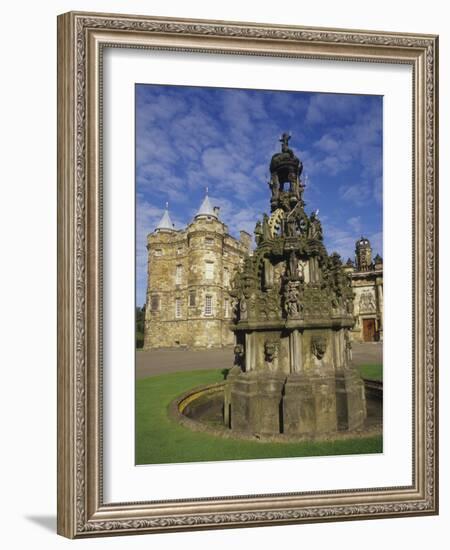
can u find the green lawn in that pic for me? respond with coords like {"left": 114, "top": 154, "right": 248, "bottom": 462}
{"left": 135, "top": 368, "right": 382, "bottom": 465}
{"left": 358, "top": 364, "right": 383, "bottom": 382}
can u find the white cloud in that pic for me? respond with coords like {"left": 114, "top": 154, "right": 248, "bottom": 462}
{"left": 201, "top": 148, "right": 233, "bottom": 179}
{"left": 305, "top": 94, "right": 363, "bottom": 126}
{"left": 373, "top": 176, "right": 383, "bottom": 205}
{"left": 315, "top": 134, "right": 340, "bottom": 152}
{"left": 368, "top": 231, "right": 383, "bottom": 258}
{"left": 207, "top": 194, "right": 264, "bottom": 240}
{"left": 323, "top": 224, "right": 357, "bottom": 262}
{"left": 348, "top": 216, "right": 362, "bottom": 234}
{"left": 136, "top": 91, "right": 187, "bottom": 123}
{"left": 339, "top": 183, "right": 371, "bottom": 206}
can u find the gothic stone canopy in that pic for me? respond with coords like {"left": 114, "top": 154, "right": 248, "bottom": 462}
{"left": 225, "top": 134, "right": 366, "bottom": 438}
{"left": 230, "top": 134, "right": 354, "bottom": 327}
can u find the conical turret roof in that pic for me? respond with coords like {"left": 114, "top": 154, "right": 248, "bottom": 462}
{"left": 155, "top": 205, "right": 174, "bottom": 231}
{"left": 195, "top": 190, "right": 218, "bottom": 218}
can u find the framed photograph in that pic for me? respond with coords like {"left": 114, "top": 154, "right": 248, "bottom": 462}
{"left": 57, "top": 11, "right": 439, "bottom": 538}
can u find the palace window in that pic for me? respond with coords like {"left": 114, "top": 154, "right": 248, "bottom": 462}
{"left": 224, "top": 267, "right": 230, "bottom": 288}
{"left": 154, "top": 249, "right": 163, "bottom": 256}
{"left": 189, "top": 290, "right": 196, "bottom": 307}
{"left": 204, "top": 295, "right": 213, "bottom": 316}
{"left": 150, "top": 295, "right": 160, "bottom": 312}
{"left": 205, "top": 261, "right": 214, "bottom": 280}
{"left": 175, "top": 264, "right": 182, "bottom": 285}
{"left": 224, "top": 298, "right": 230, "bottom": 318}
{"left": 205, "top": 237, "right": 214, "bottom": 246}
{"left": 177, "top": 247, "right": 183, "bottom": 255}
{"left": 175, "top": 298, "right": 182, "bottom": 318}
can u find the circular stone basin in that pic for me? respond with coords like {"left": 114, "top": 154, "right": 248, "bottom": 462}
{"left": 170, "top": 380, "right": 383, "bottom": 443}
{"left": 178, "top": 383, "right": 225, "bottom": 426}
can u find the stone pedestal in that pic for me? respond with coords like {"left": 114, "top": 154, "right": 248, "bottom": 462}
{"left": 283, "top": 372, "right": 338, "bottom": 435}
{"left": 282, "top": 374, "right": 315, "bottom": 435}
{"left": 226, "top": 365, "right": 366, "bottom": 437}
{"left": 335, "top": 368, "right": 367, "bottom": 430}
{"left": 229, "top": 370, "right": 285, "bottom": 434}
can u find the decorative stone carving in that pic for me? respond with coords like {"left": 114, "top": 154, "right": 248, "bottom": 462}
{"left": 345, "top": 331, "right": 353, "bottom": 362}
{"left": 226, "top": 133, "right": 366, "bottom": 437}
{"left": 262, "top": 258, "right": 274, "bottom": 290}
{"left": 311, "top": 335, "right": 327, "bottom": 360}
{"left": 264, "top": 341, "right": 279, "bottom": 364}
{"left": 231, "top": 297, "right": 240, "bottom": 322}
{"left": 259, "top": 287, "right": 281, "bottom": 321}
{"left": 288, "top": 250, "right": 299, "bottom": 279}
{"left": 268, "top": 133, "right": 304, "bottom": 211}
{"left": 359, "top": 290, "right": 376, "bottom": 313}
{"left": 262, "top": 213, "right": 272, "bottom": 240}
{"left": 296, "top": 260, "right": 305, "bottom": 281}
{"left": 308, "top": 211, "right": 323, "bottom": 241}
{"left": 286, "top": 214, "right": 297, "bottom": 237}
{"left": 268, "top": 208, "right": 284, "bottom": 238}
{"left": 233, "top": 344, "right": 245, "bottom": 369}
{"left": 269, "top": 173, "right": 280, "bottom": 200}
{"left": 254, "top": 220, "right": 263, "bottom": 245}
{"left": 284, "top": 280, "right": 302, "bottom": 319}
{"left": 239, "top": 296, "right": 248, "bottom": 320}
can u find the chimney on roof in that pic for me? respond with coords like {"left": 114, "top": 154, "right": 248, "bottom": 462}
{"left": 239, "top": 230, "right": 252, "bottom": 254}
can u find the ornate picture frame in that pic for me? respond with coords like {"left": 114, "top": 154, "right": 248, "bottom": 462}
{"left": 57, "top": 11, "right": 438, "bottom": 538}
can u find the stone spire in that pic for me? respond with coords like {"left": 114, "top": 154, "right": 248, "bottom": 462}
{"left": 155, "top": 203, "right": 174, "bottom": 231}
{"left": 195, "top": 188, "right": 218, "bottom": 219}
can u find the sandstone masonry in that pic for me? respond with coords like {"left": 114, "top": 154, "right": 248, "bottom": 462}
{"left": 143, "top": 196, "right": 251, "bottom": 349}
{"left": 344, "top": 237, "right": 383, "bottom": 343}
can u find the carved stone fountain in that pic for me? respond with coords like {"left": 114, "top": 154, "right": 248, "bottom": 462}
{"left": 225, "top": 133, "right": 367, "bottom": 436}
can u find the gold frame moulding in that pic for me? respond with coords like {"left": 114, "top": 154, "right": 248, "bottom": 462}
{"left": 57, "top": 11, "right": 439, "bottom": 538}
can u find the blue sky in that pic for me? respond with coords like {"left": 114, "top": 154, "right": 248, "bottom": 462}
{"left": 136, "top": 84, "right": 383, "bottom": 306}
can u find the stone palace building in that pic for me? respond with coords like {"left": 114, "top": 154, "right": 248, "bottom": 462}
{"left": 144, "top": 199, "right": 383, "bottom": 349}
{"left": 345, "top": 237, "right": 383, "bottom": 343}
{"left": 143, "top": 194, "right": 251, "bottom": 349}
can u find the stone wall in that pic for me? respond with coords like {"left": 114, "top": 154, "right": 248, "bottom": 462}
{"left": 350, "top": 271, "right": 383, "bottom": 342}
{"left": 144, "top": 215, "right": 249, "bottom": 349}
